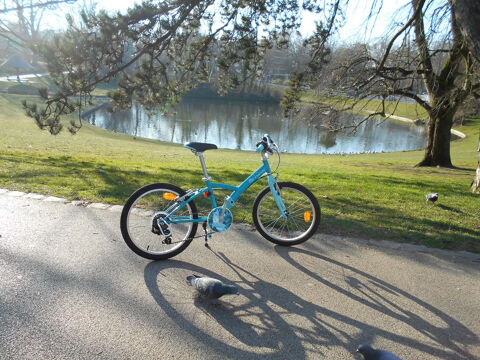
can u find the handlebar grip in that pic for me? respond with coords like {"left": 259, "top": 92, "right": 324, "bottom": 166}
{"left": 256, "top": 136, "right": 275, "bottom": 154}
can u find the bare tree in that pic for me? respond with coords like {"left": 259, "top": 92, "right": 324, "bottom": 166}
{"left": 0, "top": 0, "right": 77, "bottom": 48}
{"left": 322, "top": 0, "right": 479, "bottom": 168}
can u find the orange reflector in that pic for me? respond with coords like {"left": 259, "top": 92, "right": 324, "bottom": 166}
{"left": 303, "top": 211, "right": 311, "bottom": 222}
{"left": 163, "top": 193, "right": 177, "bottom": 200}
{"left": 203, "top": 191, "right": 209, "bottom": 198}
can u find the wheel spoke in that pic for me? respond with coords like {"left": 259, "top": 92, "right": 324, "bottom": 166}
{"left": 287, "top": 207, "right": 309, "bottom": 216}
{"left": 123, "top": 186, "right": 197, "bottom": 259}
{"left": 255, "top": 184, "right": 319, "bottom": 243}
{"left": 266, "top": 215, "right": 283, "bottom": 233}
{"left": 262, "top": 213, "right": 284, "bottom": 227}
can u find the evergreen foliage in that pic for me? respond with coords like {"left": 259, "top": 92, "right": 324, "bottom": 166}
{"left": 24, "top": 0, "right": 341, "bottom": 134}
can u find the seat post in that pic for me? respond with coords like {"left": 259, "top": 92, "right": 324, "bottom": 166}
{"left": 196, "top": 152, "right": 211, "bottom": 181}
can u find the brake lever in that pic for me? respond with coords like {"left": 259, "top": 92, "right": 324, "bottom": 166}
{"left": 256, "top": 140, "right": 273, "bottom": 154}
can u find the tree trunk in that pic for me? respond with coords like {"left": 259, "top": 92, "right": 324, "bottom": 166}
{"left": 472, "top": 160, "right": 480, "bottom": 193}
{"left": 472, "top": 135, "right": 480, "bottom": 193}
{"left": 416, "top": 113, "right": 454, "bottom": 167}
{"left": 452, "top": 0, "right": 480, "bottom": 61}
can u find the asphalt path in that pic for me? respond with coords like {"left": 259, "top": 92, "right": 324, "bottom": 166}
{"left": 1, "top": 193, "right": 479, "bottom": 360}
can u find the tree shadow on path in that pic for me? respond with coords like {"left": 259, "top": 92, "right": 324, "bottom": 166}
{"left": 274, "top": 246, "right": 479, "bottom": 359}
{"left": 144, "top": 246, "right": 478, "bottom": 359}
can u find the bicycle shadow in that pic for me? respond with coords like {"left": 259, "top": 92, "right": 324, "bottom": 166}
{"left": 144, "top": 258, "right": 310, "bottom": 359}
{"left": 144, "top": 246, "right": 478, "bottom": 359}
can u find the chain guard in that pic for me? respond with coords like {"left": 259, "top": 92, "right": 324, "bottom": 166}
{"left": 207, "top": 207, "right": 233, "bottom": 233}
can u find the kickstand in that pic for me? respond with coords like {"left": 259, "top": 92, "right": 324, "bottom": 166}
{"left": 202, "top": 222, "right": 211, "bottom": 248}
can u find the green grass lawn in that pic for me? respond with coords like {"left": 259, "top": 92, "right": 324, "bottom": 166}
{"left": 1, "top": 91, "right": 479, "bottom": 252}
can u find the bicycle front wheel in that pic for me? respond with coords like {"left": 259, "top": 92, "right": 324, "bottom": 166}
{"left": 252, "top": 182, "right": 320, "bottom": 246}
{"left": 120, "top": 183, "right": 198, "bottom": 260}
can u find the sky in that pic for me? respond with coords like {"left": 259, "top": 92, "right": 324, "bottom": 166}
{"left": 83, "top": 0, "right": 412, "bottom": 44}
{"left": 21, "top": 0, "right": 412, "bottom": 45}
{"left": 334, "top": 0, "right": 411, "bottom": 43}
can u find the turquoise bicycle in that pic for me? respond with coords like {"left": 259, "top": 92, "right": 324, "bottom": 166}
{"left": 120, "top": 134, "right": 320, "bottom": 260}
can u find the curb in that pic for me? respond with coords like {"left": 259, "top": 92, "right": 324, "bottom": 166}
{"left": 0, "top": 188, "right": 123, "bottom": 213}
{"left": 1, "top": 188, "right": 479, "bottom": 262}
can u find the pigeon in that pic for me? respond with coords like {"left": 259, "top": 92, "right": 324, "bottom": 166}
{"left": 356, "top": 344, "right": 403, "bottom": 360}
{"left": 425, "top": 193, "right": 439, "bottom": 204}
{"left": 186, "top": 274, "right": 239, "bottom": 301}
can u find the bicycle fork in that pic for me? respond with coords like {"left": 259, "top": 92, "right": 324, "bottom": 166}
{"left": 267, "top": 174, "right": 288, "bottom": 218}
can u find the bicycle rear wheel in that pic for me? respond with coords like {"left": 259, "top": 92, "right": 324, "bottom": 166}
{"left": 120, "top": 183, "right": 198, "bottom": 260}
{"left": 252, "top": 182, "right": 320, "bottom": 245}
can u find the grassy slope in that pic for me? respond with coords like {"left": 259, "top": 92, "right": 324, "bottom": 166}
{"left": 300, "top": 91, "right": 430, "bottom": 120}
{"left": 1, "top": 92, "right": 479, "bottom": 252}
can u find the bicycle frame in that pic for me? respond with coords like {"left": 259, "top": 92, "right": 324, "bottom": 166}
{"left": 166, "top": 158, "right": 287, "bottom": 225}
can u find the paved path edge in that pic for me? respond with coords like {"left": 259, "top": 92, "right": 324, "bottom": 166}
{"left": 1, "top": 188, "right": 479, "bottom": 261}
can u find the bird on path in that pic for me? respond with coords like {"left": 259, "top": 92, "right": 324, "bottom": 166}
{"left": 356, "top": 344, "right": 403, "bottom": 360}
{"left": 425, "top": 193, "right": 439, "bottom": 204}
{"left": 186, "top": 274, "right": 239, "bottom": 302}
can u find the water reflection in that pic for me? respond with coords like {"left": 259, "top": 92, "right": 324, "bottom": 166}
{"left": 85, "top": 99, "right": 426, "bottom": 154}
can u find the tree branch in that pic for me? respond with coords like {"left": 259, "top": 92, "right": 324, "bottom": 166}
{"left": 377, "top": 0, "right": 426, "bottom": 72}
{"left": 412, "top": 0, "right": 437, "bottom": 94}
{"left": 387, "top": 89, "right": 432, "bottom": 111}
{"left": 46, "top": 1, "right": 200, "bottom": 105}
{"left": 0, "top": 0, "right": 77, "bottom": 14}
{"left": 381, "top": 66, "right": 431, "bottom": 76}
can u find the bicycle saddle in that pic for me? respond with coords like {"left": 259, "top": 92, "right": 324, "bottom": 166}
{"left": 184, "top": 142, "right": 218, "bottom": 152}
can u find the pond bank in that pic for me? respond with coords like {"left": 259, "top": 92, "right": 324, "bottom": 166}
{"left": 299, "top": 96, "right": 467, "bottom": 140}
{"left": 361, "top": 110, "right": 467, "bottom": 139}
{"left": 83, "top": 98, "right": 428, "bottom": 154}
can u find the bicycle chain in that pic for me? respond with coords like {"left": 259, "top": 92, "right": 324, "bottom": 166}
{"left": 161, "top": 232, "right": 215, "bottom": 244}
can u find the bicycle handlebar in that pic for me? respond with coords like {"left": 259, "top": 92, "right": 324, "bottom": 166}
{"left": 255, "top": 134, "right": 276, "bottom": 154}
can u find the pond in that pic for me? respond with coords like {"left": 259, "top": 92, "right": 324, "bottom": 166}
{"left": 84, "top": 99, "right": 426, "bottom": 154}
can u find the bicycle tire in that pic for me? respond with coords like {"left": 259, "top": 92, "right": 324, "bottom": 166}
{"left": 252, "top": 182, "right": 320, "bottom": 246}
{"left": 120, "top": 183, "right": 198, "bottom": 260}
